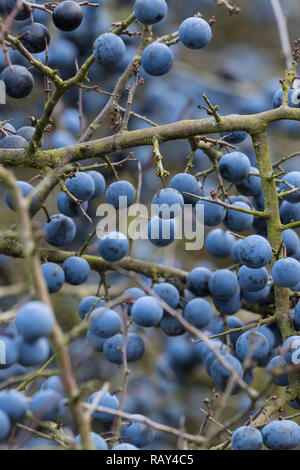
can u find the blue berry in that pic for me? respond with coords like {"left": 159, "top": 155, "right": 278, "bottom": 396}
{"left": 208, "top": 269, "right": 238, "bottom": 300}
{"left": 62, "top": 256, "right": 90, "bottom": 285}
{"left": 224, "top": 202, "right": 254, "bottom": 232}
{"left": 75, "top": 432, "right": 107, "bottom": 450}
{"left": 280, "top": 201, "right": 300, "bottom": 224}
{"left": 103, "top": 333, "right": 145, "bottom": 364}
{"left": 124, "top": 287, "right": 145, "bottom": 315}
{"left": 153, "top": 283, "right": 180, "bottom": 308}
{"left": 220, "top": 129, "right": 247, "bottom": 145}
{"left": 44, "top": 214, "right": 76, "bottom": 247}
{"left": 166, "top": 336, "right": 195, "bottom": 371}
{"left": 262, "top": 420, "right": 300, "bottom": 450}
{"left": 57, "top": 192, "right": 88, "bottom": 218}
{"left": 0, "top": 123, "right": 15, "bottom": 139}
{"left": 52, "top": 130, "right": 75, "bottom": 148}
{"left": 267, "top": 356, "right": 289, "bottom": 386}
{"left": 112, "top": 443, "right": 138, "bottom": 450}
{"left": 292, "top": 247, "right": 300, "bottom": 261}
{"left": 147, "top": 216, "right": 175, "bottom": 247}
{"left": 0, "top": 410, "right": 10, "bottom": 441}
{"left": 218, "top": 151, "right": 251, "bottom": 183}
{"left": 105, "top": 180, "right": 136, "bottom": 208}
{"left": 241, "top": 284, "right": 272, "bottom": 304}
{"left": 0, "top": 366, "right": 27, "bottom": 384}
{"left": 4, "top": 322, "right": 18, "bottom": 339}
{"left": 98, "top": 231, "right": 129, "bottom": 261}
{"left": 5, "top": 181, "right": 37, "bottom": 211}
{"left": 88, "top": 391, "right": 119, "bottom": 424}
{"left": 61, "top": 108, "right": 85, "bottom": 134}
{"left": 152, "top": 188, "right": 184, "bottom": 219}
{"left": 204, "top": 344, "right": 227, "bottom": 376}
{"left": 291, "top": 280, "right": 300, "bottom": 292}
{"left": 86, "top": 330, "right": 106, "bottom": 352}
{"left": 258, "top": 325, "right": 276, "bottom": 349}
{"left": 131, "top": 296, "right": 163, "bottom": 327}
{"left": 48, "top": 38, "right": 77, "bottom": 72}
{"left": 30, "top": 390, "right": 64, "bottom": 421}
{"left": 279, "top": 171, "right": 300, "bottom": 202}
{"left": 53, "top": 1, "right": 83, "bottom": 31}
{"left": 183, "top": 298, "right": 213, "bottom": 329}
{"left": 88, "top": 171, "right": 106, "bottom": 198}
{"left": 5, "top": 0, "right": 35, "bottom": 20}
{"left": 17, "top": 126, "right": 36, "bottom": 143}
{"left": 90, "top": 308, "right": 121, "bottom": 338}
{"left": 294, "top": 302, "right": 300, "bottom": 330}
{"left": 40, "top": 376, "right": 64, "bottom": 397}
{"left": 205, "top": 228, "right": 235, "bottom": 258}
{"left": 230, "top": 239, "right": 243, "bottom": 263}
{"left": 141, "top": 43, "right": 174, "bottom": 77}
{"left": 252, "top": 216, "right": 268, "bottom": 237}
{"left": 16, "top": 301, "right": 54, "bottom": 342}
{"left": 239, "top": 235, "right": 272, "bottom": 268}
{"left": 18, "top": 337, "right": 50, "bottom": 366}
{"left": 282, "top": 228, "right": 299, "bottom": 256}
{"left": 210, "top": 354, "right": 243, "bottom": 392}
{"left": 0, "top": 0, "right": 6, "bottom": 13}
{"left": 66, "top": 172, "right": 95, "bottom": 201}
{"left": 169, "top": 172, "right": 199, "bottom": 204}
{"left": 179, "top": 17, "right": 211, "bottom": 49}
{"left": 288, "top": 400, "right": 300, "bottom": 410}
{"left": 194, "top": 339, "right": 222, "bottom": 362}
{"left": 186, "top": 267, "right": 211, "bottom": 297}
{"left": 0, "top": 390, "right": 27, "bottom": 422}
{"left": 252, "top": 192, "right": 265, "bottom": 211}
{"left": 19, "top": 22, "right": 50, "bottom": 53}
{"left": 236, "top": 167, "right": 262, "bottom": 196}
{"left": 236, "top": 331, "right": 269, "bottom": 364}
{"left": 197, "top": 197, "right": 226, "bottom": 227}
{"left": 93, "top": 33, "right": 126, "bottom": 66}
{"left": 213, "top": 291, "right": 242, "bottom": 316}
{"left": 284, "top": 420, "right": 300, "bottom": 448}
{"left": 160, "top": 313, "right": 185, "bottom": 336}
{"left": 41, "top": 262, "right": 65, "bottom": 293}
{"left": 134, "top": 0, "right": 167, "bottom": 25}
{"left": 1, "top": 65, "right": 34, "bottom": 99}
{"left": 78, "top": 296, "right": 105, "bottom": 320}
{"left": 231, "top": 426, "right": 263, "bottom": 450}
{"left": 238, "top": 265, "right": 269, "bottom": 292}
{"left": 120, "top": 414, "right": 154, "bottom": 448}
{"left": 24, "top": 436, "right": 59, "bottom": 449}
{"left": 272, "top": 257, "right": 300, "bottom": 287}
{"left": 228, "top": 195, "right": 252, "bottom": 207}
{"left": 216, "top": 316, "right": 244, "bottom": 345}
{"left": 0, "top": 135, "right": 28, "bottom": 148}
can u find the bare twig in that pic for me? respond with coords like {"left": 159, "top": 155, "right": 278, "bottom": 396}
{"left": 270, "top": 0, "right": 293, "bottom": 69}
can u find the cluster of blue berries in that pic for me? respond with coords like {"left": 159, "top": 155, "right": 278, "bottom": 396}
{"left": 1, "top": 0, "right": 300, "bottom": 453}
{"left": 231, "top": 420, "right": 300, "bottom": 450}
{"left": 1, "top": 0, "right": 213, "bottom": 104}
{"left": 1, "top": 1, "right": 85, "bottom": 99}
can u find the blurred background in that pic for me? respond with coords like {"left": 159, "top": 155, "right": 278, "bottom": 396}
{"left": 0, "top": 0, "right": 299, "bottom": 449}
